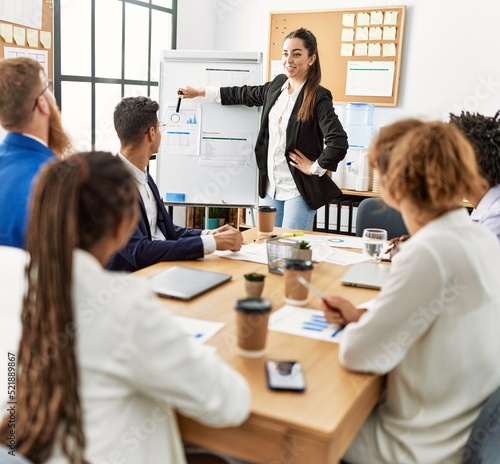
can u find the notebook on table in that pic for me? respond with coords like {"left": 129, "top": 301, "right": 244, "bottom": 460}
{"left": 340, "top": 262, "right": 390, "bottom": 290}
{"left": 148, "top": 266, "right": 232, "bottom": 300}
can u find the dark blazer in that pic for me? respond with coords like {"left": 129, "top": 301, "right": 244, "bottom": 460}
{"left": 220, "top": 74, "right": 348, "bottom": 210}
{"left": 107, "top": 173, "right": 204, "bottom": 272}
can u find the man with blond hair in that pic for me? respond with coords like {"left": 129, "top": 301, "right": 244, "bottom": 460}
{"left": 0, "top": 57, "right": 72, "bottom": 248}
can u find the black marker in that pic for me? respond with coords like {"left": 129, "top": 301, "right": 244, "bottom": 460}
{"left": 176, "top": 90, "right": 184, "bottom": 113}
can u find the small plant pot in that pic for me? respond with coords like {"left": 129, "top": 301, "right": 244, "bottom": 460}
{"left": 293, "top": 248, "right": 313, "bottom": 261}
{"left": 207, "top": 218, "right": 220, "bottom": 229}
{"left": 244, "top": 280, "right": 265, "bottom": 298}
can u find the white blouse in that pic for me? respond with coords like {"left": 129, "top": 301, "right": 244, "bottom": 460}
{"left": 342, "top": 208, "right": 500, "bottom": 464}
{"left": 25, "top": 250, "right": 250, "bottom": 464}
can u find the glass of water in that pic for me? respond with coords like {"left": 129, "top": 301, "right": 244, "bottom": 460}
{"left": 362, "top": 228, "right": 388, "bottom": 262}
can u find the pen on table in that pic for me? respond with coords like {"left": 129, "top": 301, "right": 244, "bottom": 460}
{"left": 176, "top": 90, "right": 184, "bottom": 113}
{"left": 253, "top": 234, "right": 277, "bottom": 242}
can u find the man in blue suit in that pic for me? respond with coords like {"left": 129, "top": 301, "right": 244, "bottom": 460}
{"left": 107, "top": 96, "right": 243, "bottom": 272}
{"left": 0, "top": 58, "right": 72, "bottom": 248}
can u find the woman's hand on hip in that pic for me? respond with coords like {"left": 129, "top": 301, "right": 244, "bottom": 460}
{"left": 289, "top": 149, "right": 314, "bottom": 175}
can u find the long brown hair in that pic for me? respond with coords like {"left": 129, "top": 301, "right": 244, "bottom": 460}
{"left": 284, "top": 28, "right": 321, "bottom": 121}
{"left": 0, "top": 152, "right": 137, "bottom": 463}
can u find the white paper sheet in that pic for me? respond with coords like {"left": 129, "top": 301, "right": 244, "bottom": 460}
{"left": 342, "top": 13, "right": 355, "bottom": 27}
{"left": 162, "top": 102, "right": 201, "bottom": 156}
{"left": 341, "top": 28, "right": 355, "bottom": 42}
{"left": 368, "top": 43, "right": 381, "bottom": 57}
{"left": 357, "top": 12, "right": 370, "bottom": 26}
{"left": 369, "top": 27, "right": 382, "bottom": 40}
{"left": 3, "top": 46, "right": 48, "bottom": 74}
{"left": 345, "top": 61, "right": 395, "bottom": 97}
{"left": 384, "top": 11, "right": 398, "bottom": 25}
{"left": 326, "top": 235, "right": 364, "bottom": 249}
{"left": 214, "top": 243, "right": 268, "bottom": 264}
{"left": 269, "top": 305, "right": 344, "bottom": 343}
{"left": 383, "top": 26, "right": 397, "bottom": 41}
{"left": 340, "top": 43, "right": 354, "bottom": 57}
{"left": 0, "top": 0, "right": 42, "bottom": 30}
{"left": 200, "top": 129, "right": 253, "bottom": 167}
{"left": 356, "top": 26, "right": 369, "bottom": 41}
{"left": 323, "top": 248, "right": 369, "bottom": 266}
{"left": 370, "top": 11, "right": 384, "bottom": 25}
{"left": 174, "top": 316, "right": 224, "bottom": 352}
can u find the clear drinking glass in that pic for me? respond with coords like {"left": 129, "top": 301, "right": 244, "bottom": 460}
{"left": 362, "top": 228, "right": 388, "bottom": 262}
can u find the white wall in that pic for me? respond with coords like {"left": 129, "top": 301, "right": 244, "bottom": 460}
{"left": 177, "top": 0, "right": 217, "bottom": 50}
{"left": 178, "top": 0, "right": 500, "bottom": 132}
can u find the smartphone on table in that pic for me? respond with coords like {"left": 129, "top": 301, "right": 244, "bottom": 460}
{"left": 265, "top": 359, "right": 306, "bottom": 392}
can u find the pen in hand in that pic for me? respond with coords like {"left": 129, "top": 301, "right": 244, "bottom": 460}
{"left": 296, "top": 276, "right": 345, "bottom": 331}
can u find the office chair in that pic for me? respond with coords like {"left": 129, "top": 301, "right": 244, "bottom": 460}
{"left": 0, "top": 446, "right": 34, "bottom": 463}
{"left": 461, "top": 386, "right": 500, "bottom": 464}
{"left": 356, "top": 197, "right": 408, "bottom": 239}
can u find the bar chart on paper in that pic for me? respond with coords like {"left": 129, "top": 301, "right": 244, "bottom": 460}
{"left": 269, "top": 306, "right": 344, "bottom": 343}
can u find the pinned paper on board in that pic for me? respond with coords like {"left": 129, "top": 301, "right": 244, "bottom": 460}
{"left": 356, "top": 26, "right": 369, "bottom": 41}
{"left": 0, "top": 23, "right": 13, "bottom": 43}
{"left": 13, "top": 26, "right": 25, "bottom": 46}
{"left": 354, "top": 43, "right": 368, "bottom": 57}
{"left": 342, "top": 13, "right": 355, "bottom": 27}
{"left": 383, "top": 43, "right": 396, "bottom": 57}
{"left": 340, "top": 43, "right": 354, "bottom": 57}
{"left": 3, "top": 46, "right": 48, "bottom": 74}
{"left": 369, "top": 27, "right": 382, "bottom": 41}
{"left": 384, "top": 11, "right": 398, "bottom": 25}
{"left": 370, "top": 11, "right": 383, "bottom": 25}
{"left": 357, "top": 12, "right": 370, "bottom": 26}
{"left": 27, "top": 29, "right": 38, "bottom": 47}
{"left": 40, "top": 31, "right": 51, "bottom": 49}
{"left": 341, "top": 28, "right": 354, "bottom": 42}
{"left": 368, "top": 43, "right": 381, "bottom": 57}
{"left": 383, "top": 26, "right": 397, "bottom": 40}
{"left": 162, "top": 102, "right": 201, "bottom": 157}
{"left": 0, "top": 0, "right": 43, "bottom": 30}
{"left": 346, "top": 61, "right": 395, "bottom": 97}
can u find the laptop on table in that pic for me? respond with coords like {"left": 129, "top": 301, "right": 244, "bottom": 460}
{"left": 148, "top": 266, "right": 232, "bottom": 300}
{"left": 340, "top": 262, "right": 390, "bottom": 290}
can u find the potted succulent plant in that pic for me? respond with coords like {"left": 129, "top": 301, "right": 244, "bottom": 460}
{"left": 243, "top": 272, "right": 266, "bottom": 297}
{"left": 293, "top": 240, "right": 313, "bottom": 261}
{"left": 207, "top": 207, "right": 226, "bottom": 229}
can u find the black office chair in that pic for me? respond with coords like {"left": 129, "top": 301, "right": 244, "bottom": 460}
{"left": 356, "top": 197, "right": 408, "bottom": 239}
{"left": 461, "top": 386, "right": 500, "bottom": 464}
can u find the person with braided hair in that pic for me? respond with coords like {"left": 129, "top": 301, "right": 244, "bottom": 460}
{"left": 0, "top": 152, "right": 250, "bottom": 464}
{"left": 449, "top": 110, "right": 500, "bottom": 241}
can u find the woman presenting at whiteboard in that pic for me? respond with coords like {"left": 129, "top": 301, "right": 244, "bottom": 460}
{"left": 179, "top": 28, "right": 348, "bottom": 231}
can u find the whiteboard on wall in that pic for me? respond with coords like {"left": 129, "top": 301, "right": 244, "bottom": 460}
{"left": 157, "top": 50, "right": 262, "bottom": 208}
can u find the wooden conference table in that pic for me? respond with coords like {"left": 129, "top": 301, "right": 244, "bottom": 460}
{"left": 134, "top": 228, "right": 385, "bottom": 464}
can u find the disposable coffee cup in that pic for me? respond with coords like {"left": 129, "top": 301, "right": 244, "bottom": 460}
{"left": 284, "top": 259, "right": 314, "bottom": 306}
{"left": 257, "top": 206, "right": 277, "bottom": 236}
{"left": 235, "top": 297, "right": 272, "bottom": 358}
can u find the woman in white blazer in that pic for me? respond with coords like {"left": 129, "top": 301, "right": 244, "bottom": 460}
{"left": 321, "top": 120, "right": 500, "bottom": 464}
{"left": 0, "top": 152, "right": 250, "bottom": 464}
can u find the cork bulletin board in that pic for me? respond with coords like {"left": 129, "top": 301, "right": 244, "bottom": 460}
{"left": 0, "top": 0, "right": 54, "bottom": 81}
{"left": 269, "top": 6, "right": 406, "bottom": 106}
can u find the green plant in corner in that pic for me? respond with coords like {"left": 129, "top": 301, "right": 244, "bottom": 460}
{"left": 208, "top": 207, "right": 226, "bottom": 219}
{"left": 244, "top": 272, "right": 266, "bottom": 282}
{"left": 298, "top": 240, "right": 311, "bottom": 250}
